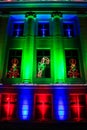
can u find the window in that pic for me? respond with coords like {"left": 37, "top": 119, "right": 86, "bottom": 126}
{"left": 63, "top": 23, "right": 74, "bottom": 38}
{"left": 65, "top": 50, "right": 80, "bottom": 78}
{"left": 37, "top": 50, "right": 50, "bottom": 78}
{"left": 1, "top": 93, "right": 17, "bottom": 120}
{"left": 7, "top": 50, "right": 22, "bottom": 78}
{"left": 12, "top": 23, "right": 24, "bottom": 37}
{"left": 38, "top": 22, "right": 49, "bottom": 37}
{"left": 34, "top": 94, "right": 52, "bottom": 121}
{"left": 70, "top": 94, "right": 86, "bottom": 121}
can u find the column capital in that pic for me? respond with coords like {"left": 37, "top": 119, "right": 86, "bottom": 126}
{"left": 25, "top": 12, "right": 36, "bottom": 18}
{"left": 51, "top": 12, "right": 62, "bottom": 19}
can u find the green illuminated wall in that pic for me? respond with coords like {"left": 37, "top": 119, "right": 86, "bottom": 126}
{"left": 0, "top": 15, "right": 9, "bottom": 82}
{"left": 0, "top": 12, "right": 86, "bottom": 84}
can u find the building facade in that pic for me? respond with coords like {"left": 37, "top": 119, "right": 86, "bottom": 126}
{"left": 0, "top": 0, "right": 87, "bottom": 122}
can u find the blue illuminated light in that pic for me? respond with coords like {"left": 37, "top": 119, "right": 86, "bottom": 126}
{"left": 54, "top": 87, "right": 69, "bottom": 121}
{"left": 41, "top": 24, "right": 47, "bottom": 37}
{"left": 63, "top": 14, "right": 77, "bottom": 19}
{"left": 58, "top": 99, "right": 65, "bottom": 120}
{"left": 37, "top": 14, "right": 51, "bottom": 20}
{"left": 22, "top": 100, "right": 29, "bottom": 120}
{"left": 10, "top": 15, "right": 25, "bottom": 20}
{"left": 18, "top": 87, "right": 33, "bottom": 120}
{"left": 66, "top": 25, "right": 72, "bottom": 38}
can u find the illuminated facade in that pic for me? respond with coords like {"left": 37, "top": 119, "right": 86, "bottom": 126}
{"left": 0, "top": 1, "right": 87, "bottom": 122}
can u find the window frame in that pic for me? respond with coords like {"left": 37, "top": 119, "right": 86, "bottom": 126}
{"left": 11, "top": 21, "right": 24, "bottom": 37}
{"left": 62, "top": 20, "right": 76, "bottom": 38}
{"left": 7, "top": 49, "right": 22, "bottom": 78}
{"left": 65, "top": 49, "right": 81, "bottom": 78}
{"left": 37, "top": 21, "right": 50, "bottom": 37}
{"left": 34, "top": 93, "right": 53, "bottom": 121}
{"left": 69, "top": 93, "right": 86, "bottom": 121}
{"left": 36, "top": 49, "right": 51, "bottom": 78}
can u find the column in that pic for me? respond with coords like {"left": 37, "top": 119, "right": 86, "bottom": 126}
{"left": 52, "top": 12, "right": 65, "bottom": 84}
{"left": 22, "top": 12, "right": 36, "bottom": 83}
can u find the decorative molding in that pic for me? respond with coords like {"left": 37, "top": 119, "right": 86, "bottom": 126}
{"left": 51, "top": 11, "right": 62, "bottom": 18}
{"left": 25, "top": 11, "right": 36, "bottom": 18}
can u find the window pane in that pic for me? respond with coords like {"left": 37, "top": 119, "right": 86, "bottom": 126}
{"left": 34, "top": 94, "right": 52, "bottom": 121}
{"left": 7, "top": 50, "right": 22, "bottom": 78}
{"left": 70, "top": 94, "right": 86, "bottom": 121}
{"left": 38, "top": 22, "right": 49, "bottom": 37}
{"left": 63, "top": 23, "right": 74, "bottom": 38}
{"left": 65, "top": 50, "right": 80, "bottom": 78}
{"left": 37, "top": 50, "right": 50, "bottom": 78}
{"left": 1, "top": 93, "right": 17, "bottom": 120}
{"left": 12, "top": 23, "right": 24, "bottom": 37}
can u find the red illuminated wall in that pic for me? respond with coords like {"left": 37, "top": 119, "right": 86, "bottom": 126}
{"left": 70, "top": 94, "right": 86, "bottom": 121}
{"left": 1, "top": 93, "right": 17, "bottom": 120}
{"left": 34, "top": 94, "right": 52, "bottom": 121}
{"left": 0, "top": 94, "right": 1, "bottom": 119}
